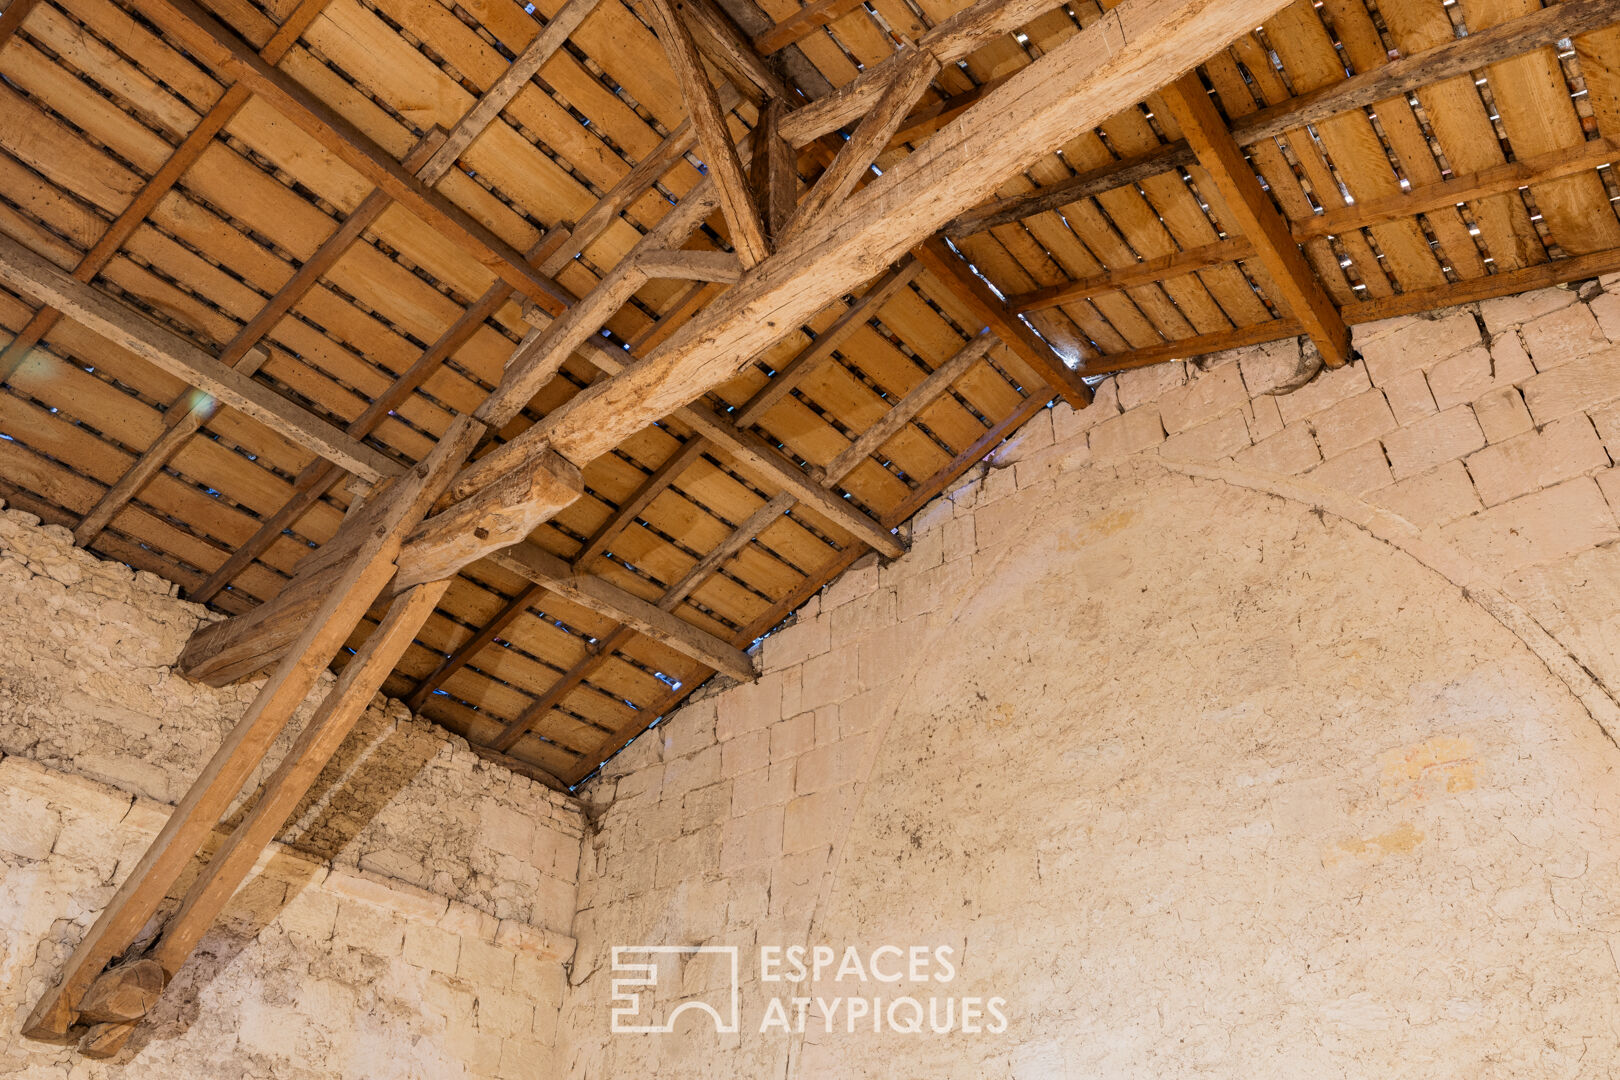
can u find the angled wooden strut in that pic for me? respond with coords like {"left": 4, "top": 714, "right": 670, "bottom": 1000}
{"left": 1157, "top": 73, "right": 1351, "bottom": 367}
{"left": 23, "top": 417, "right": 487, "bottom": 1047}
{"left": 420, "top": 0, "right": 1294, "bottom": 591}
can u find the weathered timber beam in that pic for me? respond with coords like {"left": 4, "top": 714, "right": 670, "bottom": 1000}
{"left": 784, "top": 45, "right": 941, "bottom": 240}
{"left": 751, "top": 98, "right": 798, "bottom": 243}
{"left": 0, "top": 233, "right": 399, "bottom": 482}
{"left": 487, "top": 543, "right": 757, "bottom": 679}
{"left": 491, "top": 301, "right": 907, "bottom": 557}
{"left": 0, "top": 0, "right": 329, "bottom": 385}
{"left": 650, "top": 0, "right": 771, "bottom": 266}
{"left": 24, "top": 418, "right": 482, "bottom": 1044}
{"left": 637, "top": 248, "right": 745, "bottom": 283}
{"left": 129, "top": 0, "right": 576, "bottom": 315}
{"left": 1159, "top": 73, "right": 1350, "bottom": 367}
{"left": 672, "top": 0, "right": 794, "bottom": 103}
{"left": 149, "top": 579, "right": 451, "bottom": 979}
{"left": 946, "top": 0, "right": 1620, "bottom": 237}
{"left": 777, "top": 0, "right": 1067, "bottom": 146}
{"left": 569, "top": 260, "right": 920, "bottom": 574}
{"left": 819, "top": 331, "right": 998, "bottom": 481}
{"left": 183, "top": 127, "right": 669, "bottom": 604}
{"left": 400, "top": 0, "right": 1294, "bottom": 600}
{"left": 752, "top": 0, "right": 865, "bottom": 55}
{"left": 913, "top": 238, "right": 1093, "bottom": 409}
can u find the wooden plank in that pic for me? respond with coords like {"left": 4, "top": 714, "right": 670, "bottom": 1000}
{"left": 404, "top": 581, "right": 545, "bottom": 710}
{"left": 72, "top": 348, "right": 270, "bottom": 547}
{"left": 912, "top": 237, "right": 1092, "bottom": 408}
{"left": 785, "top": 45, "right": 941, "bottom": 239}
{"left": 0, "top": 232, "right": 399, "bottom": 482}
{"left": 23, "top": 417, "right": 480, "bottom": 1042}
{"left": 147, "top": 578, "right": 451, "bottom": 980}
{"left": 488, "top": 542, "right": 757, "bottom": 678}
{"left": 1157, "top": 73, "right": 1350, "bottom": 366}
{"left": 441, "top": 0, "right": 1294, "bottom": 560}
{"left": 819, "top": 330, "right": 997, "bottom": 480}
{"left": 649, "top": 0, "right": 771, "bottom": 266}
{"left": 946, "top": 0, "right": 1620, "bottom": 237}
{"left": 128, "top": 0, "right": 576, "bottom": 315}
{"left": 574, "top": 438, "right": 707, "bottom": 570}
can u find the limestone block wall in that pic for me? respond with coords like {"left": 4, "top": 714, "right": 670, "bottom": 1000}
{"left": 0, "top": 514, "right": 584, "bottom": 1078}
{"left": 560, "top": 281, "right": 1620, "bottom": 1078}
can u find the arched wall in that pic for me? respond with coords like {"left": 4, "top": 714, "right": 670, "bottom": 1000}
{"left": 563, "top": 285, "right": 1620, "bottom": 1080}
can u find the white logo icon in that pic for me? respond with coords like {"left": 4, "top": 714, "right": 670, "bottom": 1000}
{"left": 611, "top": 945, "right": 741, "bottom": 1034}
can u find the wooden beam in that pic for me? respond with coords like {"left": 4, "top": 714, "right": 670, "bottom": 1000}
{"left": 0, "top": 0, "right": 330, "bottom": 386}
{"left": 398, "top": 0, "right": 1294, "bottom": 600}
{"left": 149, "top": 579, "right": 451, "bottom": 980}
{"left": 751, "top": 98, "right": 798, "bottom": 243}
{"left": 678, "top": 402, "right": 905, "bottom": 556}
{"left": 183, "top": 150, "right": 648, "bottom": 604}
{"left": 0, "top": 233, "right": 399, "bottom": 483}
{"left": 674, "top": 0, "right": 794, "bottom": 104}
{"left": 752, "top": 0, "right": 865, "bottom": 55}
{"left": 649, "top": 0, "right": 771, "bottom": 267}
{"left": 733, "top": 258, "right": 922, "bottom": 427}
{"left": 947, "top": 0, "right": 1620, "bottom": 237}
{"left": 475, "top": 184, "right": 720, "bottom": 431}
{"left": 819, "top": 331, "right": 997, "bottom": 481}
{"left": 1080, "top": 318, "right": 1304, "bottom": 376}
{"left": 913, "top": 238, "right": 1093, "bottom": 409}
{"left": 23, "top": 418, "right": 481, "bottom": 1043}
{"left": 573, "top": 439, "right": 707, "bottom": 571}
{"left": 1007, "top": 138, "right": 1620, "bottom": 315}
{"left": 489, "top": 625, "right": 634, "bottom": 753}
{"left": 637, "top": 248, "right": 745, "bottom": 283}
{"left": 1009, "top": 238, "right": 1253, "bottom": 312}
{"left": 129, "top": 0, "right": 576, "bottom": 316}
{"left": 1158, "top": 73, "right": 1351, "bottom": 367}
{"left": 487, "top": 543, "right": 757, "bottom": 679}
{"left": 777, "top": 0, "right": 1067, "bottom": 146}
{"left": 404, "top": 582, "right": 546, "bottom": 711}
{"left": 73, "top": 348, "right": 270, "bottom": 548}
{"left": 785, "top": 46, "right": 941, "bottom": 240}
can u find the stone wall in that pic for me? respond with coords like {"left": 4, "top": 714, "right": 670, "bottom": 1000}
{"left": 0, "top": 513, "right": 584, "bottom": 1078}
{"left": 559, "top": 281, "right": 1620, "bottom": 1078}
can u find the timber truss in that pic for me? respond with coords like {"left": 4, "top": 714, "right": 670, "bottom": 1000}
{"left": 2, "top": 0, "right": 1619, "bottom": 1054}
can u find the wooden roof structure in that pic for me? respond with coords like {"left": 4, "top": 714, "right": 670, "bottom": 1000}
{"left": 9, "top": 0, "right": 1620, "bottom": 1051}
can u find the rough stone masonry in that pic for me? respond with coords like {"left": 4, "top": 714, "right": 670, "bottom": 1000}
{"left": 559, "top": 279, "right": 1620, "bottom": 1079}
{"left": 0, "top": 513, "right": 583, "bottom": 1079}
{"left": 9, "top": 277, "right": 1620, "bottom": 1078}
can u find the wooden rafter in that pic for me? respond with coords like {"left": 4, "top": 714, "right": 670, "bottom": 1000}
{"left": 912, "top": 238, "right": 1093, "bottom": 409}
{"left": 1158, "top": 73, "right": 1351, "bottom": 367}
{"left": 0, "top": 233, "right": 399, "bottom": 482}
{"left": 127, "top": 0, "right": 576, "bottom": 315}
{"left": 947, "top": 0, "right": 1620, "bottom": 237}
{"left": 649, "top": 0, "right": 771, "bottom": 267}
{"left": 0, "top": 0, "right": 331, "bottom": 385}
